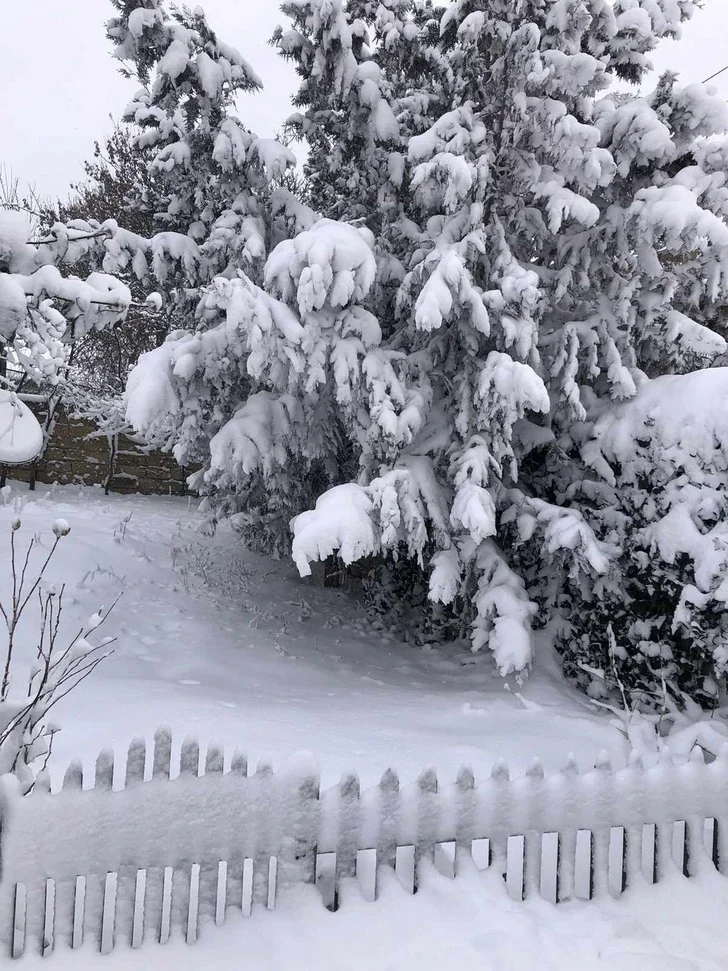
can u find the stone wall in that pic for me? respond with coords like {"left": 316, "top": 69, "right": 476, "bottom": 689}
{"left": 1, "top": 401, "right": 187, "bottom": 496}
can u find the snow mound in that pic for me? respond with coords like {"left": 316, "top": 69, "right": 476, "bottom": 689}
{"left": 0, "top": 392, "right": 44, "bottom": 465}
{"left": 291, "top": 484, "right": 378, "bottom": 577}
{"left": 0, "top": 210, "right": 30, "bottom": 270}
{"left": 584, "top": 368, "right": 728, "bottom": 484}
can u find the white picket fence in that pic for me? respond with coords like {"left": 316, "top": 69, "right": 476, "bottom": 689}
{"left": 1, "top": 728, "right": 727, "bottom": 958}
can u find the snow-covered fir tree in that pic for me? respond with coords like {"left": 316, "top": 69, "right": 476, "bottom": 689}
{"left": 273, "top": 0, "right": 446, "bottom": 226}
{"left": 104, "top": 0, "right": 304, "bottom": 306}
{"left": 125, "top": 0, "right": 728, "bottom": 707}
{"left": 285, "top": 0, "right": 727, "bottom": 678}
{"left": 100, "top": 0, "right": 325, "bottom": 515}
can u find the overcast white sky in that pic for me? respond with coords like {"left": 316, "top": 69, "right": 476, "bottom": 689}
{"left": 1, "top": 0, "right": 727, "bottom": 202}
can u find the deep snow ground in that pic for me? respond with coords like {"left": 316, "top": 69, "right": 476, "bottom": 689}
{"left": 0, "top": 481, "right": 625, "bottom": 787}
{"left": 2, "top": 483, "right": 728, "bottom": 970}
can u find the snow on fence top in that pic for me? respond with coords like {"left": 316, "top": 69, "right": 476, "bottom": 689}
{"left": 1, "top": 729, "right": 727, "bottom": 957}
{"left": 0, "top": 392, "right": 43, "bottom": 466}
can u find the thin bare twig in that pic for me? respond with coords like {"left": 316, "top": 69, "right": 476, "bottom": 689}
{"left": 0, "top": 522, "right": 116, "bottom": 777}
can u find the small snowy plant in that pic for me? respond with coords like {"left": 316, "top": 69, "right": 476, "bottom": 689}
{"left": 0, "top": 512, "right": 115, "bottom": 790}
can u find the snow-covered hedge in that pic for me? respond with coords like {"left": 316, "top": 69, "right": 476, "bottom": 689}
{"left": 558, "top": 370, "right": 728, "bottom": 707}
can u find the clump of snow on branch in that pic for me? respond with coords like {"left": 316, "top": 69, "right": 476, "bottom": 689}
{"left": 0, "top": 211, "right": 131, "bottom": 387}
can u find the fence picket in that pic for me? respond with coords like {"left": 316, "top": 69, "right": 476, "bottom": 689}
{"left": 95, "top": 750, "right": 114, "bottom": 792}
{"left": 454, "top": 766, "right": 475, "bottom": 873}
{"left": 223, "top": 748, "right": 248, "bottom": 917}
{"left": 488, "top": 759, "right": 511, "bottom": 885}
{"left": 197, "top": 860, "right": 219, "bottom": 932}
{"left": 82, "top": 873, "right": 105, "bottom": 950}
{"left": 10, "top": 884, "right": 25, "bottom": 958}
{"left": 195, "top": 742, "right": 225, "bottom": 932}
{"left": 179, "top": 738, "right": 199, "bottom": 778}
{"left": 42, "top": 878, "right": 54, "bottom": 956}
{"left": 277, "top": 760, "right": 319, "bottom": 894}
{"left": 333, "top": 772, "right": 360, "bottom": 908}
{"left": 125, "top": 739, "right": 146, "bottom": 788}
{"left": 171, "top": 865, "right": 193, "bottom": 942}
{"left": 225, "top": 859, "right": 244, "bottom": 918}
{"left": 590, "top": 752, "right": 613, "bottom": 899}
{"left": 61, "top": 760, "right": 83, "bottom": 792}
{"left": 252, "top": 761, "right": 274, "bottom": 908}
{"left": 230, "top": 750, "right": 247, "bottom": 776}
{"left": 681, "top": 749, "right": 706, "bottom": 878}
{"left": 32, "top": 771, "right": 51, "bottom": 797}
{"left": 414, "top": 767, "right": 439, "bottom": 889}
{"left": 52, "top": 878, "right": 75, "bottom": 951}
{"left": 376, "top": 767, "right": 400, "bottom": 898}
{"left": 620, "top": 751, "right": 645, "bottom": 892}
{"left": 114, "top": 866, "right": 138, "bottom": 948}
{"left": 152, "top": 728, "right": 172, "bottom": 780}
{"left": 142, "top": 731, "right": 173, "bottom": 946}
{"left": 205, "top": 743, "right": 224, "bottom": 776}
{"left": 653, "top": 750, "right": 680, "bottom": 883}
{"left": 142, "top": 867, "right": 166, "bottom": 945}
{"left": 523, "top": 759, "right": 544, "bottom": 899}
{"left": 556, "top": 754, "right": 579, "bottom": 902}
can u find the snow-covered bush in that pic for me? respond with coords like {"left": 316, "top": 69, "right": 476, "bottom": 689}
{"left": 0, "top": 509, "right": 115, "bottom": 790}
{"left": 558, "top": 369, "right": 728, "bottom": 709}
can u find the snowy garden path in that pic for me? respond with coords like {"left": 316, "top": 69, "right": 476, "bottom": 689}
{"left": 1, "top": 483, "right": 623, "bottom": 788}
